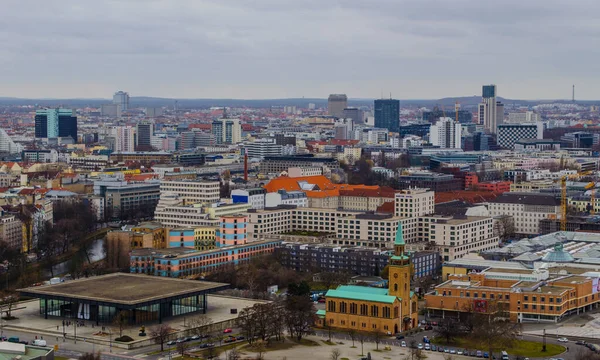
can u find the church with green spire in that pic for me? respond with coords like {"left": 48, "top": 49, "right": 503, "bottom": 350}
{"left": 316, "top": 223, "right": 419, "bottom": 333}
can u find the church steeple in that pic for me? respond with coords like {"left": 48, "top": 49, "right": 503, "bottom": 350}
{"left": 388, "top": 221, "right": 413, "bottom": 330}
{"left": 394, "top": 222, "right": 405, "bottom": 257}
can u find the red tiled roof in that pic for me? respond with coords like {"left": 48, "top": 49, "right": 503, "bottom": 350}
{"left": 435, "top": 191, "right": 500, "bottom": 204}
{"left": 376, "top": 201, "right": 395, "bottom": 214}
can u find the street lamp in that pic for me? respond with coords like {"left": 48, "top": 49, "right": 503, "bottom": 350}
{"left": 542, "top": 328, "right": 546, "bottom": 352}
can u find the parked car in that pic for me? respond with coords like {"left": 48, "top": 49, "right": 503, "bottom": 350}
{"left": 32, "top": 339, "right": 46, "bottom": 347}
{"left": 237, "top": 336, "right": 245, "bottom": 341}
{"left": 450, "top": 349, "right": 456, "bottom": 354}
{"left": 199, "top": 343, "right": 214, "bottom": 348}
{"left": 191, "top": 335, "right": 200, "bottom": 340}
{"left": 424, "top": 325, "right": 433, "bottom": 330}
{"left": 431, "top": 345, "right": 437, "bottom": 351}
{"left": 477, "top": 350, "right": 483, "bottom": 357}
{"left": 424, "top": 344, "right": 431, "bottom": 350}
{"left": 417, "top": 343, "right": 423, "bottom": 350}
{"left": 431, "top": 321, "right": 438, "bottom": 326}
{"left": 576, "top": 340, "right": 586, "bottom": 345}
{"left": 401, "top": 341, "right": 406, "bottom": 347}
{"left": 7, "top": 337, "right": 19, "bottom": 343}
{"left": 557, "top": 337, "right": 569, "bottom": 342}
{"left": 166, "top": 340, "right": 176, "bottom": 345}
{"left": 224, "top": 337, "right": 236, "bottom": 343}
{"left": 444, "top": 347, "right": 449, "bottom": 353}
{"left": 0, "top": 336, "right": 6, "bottom": 342}
{"left": 438, "top": 346, "right": 444, "bottom": 352}
{"left": 483, "top": 352, "right": 489, "bottom": 358}
{"left": 223, "top": 328, "right": 233, "bottom": 334}
{"left": 396, "top": 334, "right": 405, "bottom": 340}
{"left": 457, "top": 349, "right": 463, "bottom": 355}
{"left": 423, "top": 336, "right": 430, "bottom": 344}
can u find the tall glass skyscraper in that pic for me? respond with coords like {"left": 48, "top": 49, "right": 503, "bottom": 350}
{"left": 35, "top": 108, "right": 77, "bottom": 141}
{"left": 374, "top": 99, "right": 400, "bottom": 132}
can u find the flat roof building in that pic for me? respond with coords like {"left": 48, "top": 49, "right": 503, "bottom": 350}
{"left": 18, "top": 273, "right": 228, "bottom": 325}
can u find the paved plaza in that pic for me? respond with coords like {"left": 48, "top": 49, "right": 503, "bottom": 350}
{"left": 3, "top": 295, "right": 265, "bottom": 345}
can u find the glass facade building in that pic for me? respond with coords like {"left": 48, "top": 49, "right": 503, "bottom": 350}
{"left": 374, "top": 99, "right": 400, "bottom": 133}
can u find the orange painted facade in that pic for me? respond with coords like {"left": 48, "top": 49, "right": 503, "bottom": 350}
{"left": 425, "top": 271, "right": 600, "bottom": 323}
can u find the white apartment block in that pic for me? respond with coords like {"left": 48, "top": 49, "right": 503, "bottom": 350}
{"left": 247, "top": 206, "right": 420, "bottom": 247}
{"left": 507, "top": 111, "right": 541, "bottom": 123}
{"left": 429, "top": 117, "right": 462, "bottom": 149}
{"left": 421, "top": 215, "right": 498, "bottom": 261}
{"left": 332, "top": 215, "right": 420, "bottom": 248}
{"left": 159, "top": 179, "right": 220, "bottom": 205}
{"left": 154, "top": 204, "right": 218, "bottom": 228}
{"left": 487, "top": 193, "right": 561, "bottom": 235}
{"left": 114, "top": 126, "right": 135, "bottom": 152}
{"left": 395, "top": 188, "right": 435, "bottom": 218}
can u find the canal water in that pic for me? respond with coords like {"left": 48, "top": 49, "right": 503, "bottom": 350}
{"left": 44, "top": 238, "right": 106, "bottom": 277}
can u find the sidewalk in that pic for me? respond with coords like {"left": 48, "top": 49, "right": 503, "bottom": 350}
{"left": 3, "top": 295, "right": 264, "bottom": 347}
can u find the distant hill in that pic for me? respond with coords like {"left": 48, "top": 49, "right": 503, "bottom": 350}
{"left": 0, "top": 96, "right": 597, "bottom": 109}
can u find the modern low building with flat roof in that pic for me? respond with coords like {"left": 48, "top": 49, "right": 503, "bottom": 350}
{"left": 18, "top": 273, "right": 228, "bottom": 325}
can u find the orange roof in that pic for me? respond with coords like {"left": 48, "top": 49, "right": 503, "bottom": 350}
{"left": 264, "top": 175, "right": 388, "bottom": 198}
{"left": 127, "top": 173, "right": 158, "bottom": 181}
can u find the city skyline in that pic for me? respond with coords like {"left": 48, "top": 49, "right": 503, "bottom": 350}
{"left": 1, "top": 1, "right": 599, "bottom": 100}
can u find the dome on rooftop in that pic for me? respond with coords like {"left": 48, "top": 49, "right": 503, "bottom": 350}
{"left": 541, "top": 243, "right": 574, "bottom": 263}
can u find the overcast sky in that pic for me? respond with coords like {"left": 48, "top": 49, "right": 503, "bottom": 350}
{"left": 1, "top": 0, "right": 599, "bottom": 100}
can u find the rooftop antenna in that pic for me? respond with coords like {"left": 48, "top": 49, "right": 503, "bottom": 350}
{"left": 174, "top": 100, "right": 178, "bottom": 122}
{"left": 389, "top": 92, "right": 392, "bottom": 100}
{"left": 572, "top": 85, "right": 575, "bottom": 103}
{"left": 223, "top": 106, "right": 228, "bottom": 119}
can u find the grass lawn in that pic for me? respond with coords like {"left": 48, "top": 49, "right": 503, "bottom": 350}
{"left": 55, "top": 357, "right": 70, "bottom": 360}
{"left": 432, "top": 337, "right": 565, "bottom": 358}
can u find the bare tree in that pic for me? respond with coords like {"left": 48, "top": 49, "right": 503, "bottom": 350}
{"left": 357, "top": 332, "right": 370, "bottom": 356}
{"left": 0, "top": 291, "right": 19, "bottom": 319}
{"left": 373, "top": 331, "right": 383, "bottom": 351}
{"left": 226, "top": 348, "right": 241, "bottom": 360}
{"left": 176, "top": 341, "right": 188, "bottom": 357}
{"left": 189, "top": 314, "right": 213, "bottom": 340}
{"left": 330, "top": 348, "right": 341, "bottom": 360}
{"left": 467, "top": 300, "right": 521, "bottom": 358}
{"left": 348, "top": 328, "right": 357, "bottom": 347}
{"left": 203, "top": 346, "right": 218, "bottom": 360}
{"left": 434, "top": 317, "right": 462, "bottom": 344}
{"left": 251, "top": 340, "right": 267, "bottom": 360}
{"left": 113, "top": 310, "right": 129, "bottom": 338}
{"left": 150, "top": 324, "right": 173, "bottom": 352}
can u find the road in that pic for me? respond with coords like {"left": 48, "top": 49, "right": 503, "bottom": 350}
{"left": 0, "top": 324, "right": 587, "bottom": 360}
{"left": 313, "top": 327, "right": 582, "bottom": 360}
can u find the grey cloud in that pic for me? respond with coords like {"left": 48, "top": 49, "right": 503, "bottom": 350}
{"left": 0, "top": 0, "right": 599, "bottom": 99}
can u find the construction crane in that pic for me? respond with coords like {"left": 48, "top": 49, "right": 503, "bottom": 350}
{"left": 455, "top": 101, "right": 460, "bottom": 124}
{"left": 561, "top": 171, "right": 593, "bottom": 231}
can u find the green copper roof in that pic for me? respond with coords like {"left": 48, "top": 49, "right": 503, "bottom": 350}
{"left": 391, "top": 255, "right": 410, "bottom": 261}
{"left": 395, "top": 222, "right": 405, "bottom": 245}
{"left": 337, "top": 285, "right": 389, "bottom": 295}
{"left": 542, "top": 242, "right": 575, "bottom": 263}
{"left": 326, "top": 286, "right": 398, "bottom": 304}
{"left": 316, "top": 309, "right": 326, "bottom": 317}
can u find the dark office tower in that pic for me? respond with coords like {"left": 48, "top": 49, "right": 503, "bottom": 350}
{"left": 34, "top": 114, "right": 48, "bottom": 138}
{"left": 58, "top": 115, "right": 78, "bottom": 142}
{"left": 35, "top": 108, "right": 77, "bottom": 142}
{"left": 374, "top": 99, "right": 400, "bottom": 132}
{"left": 136, "top": 121, "right": 154, "bottom": 150}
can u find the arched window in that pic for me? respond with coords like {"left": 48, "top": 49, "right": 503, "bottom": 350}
{"left": 394, "top": 283, "right": 398, "bottom": 292}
